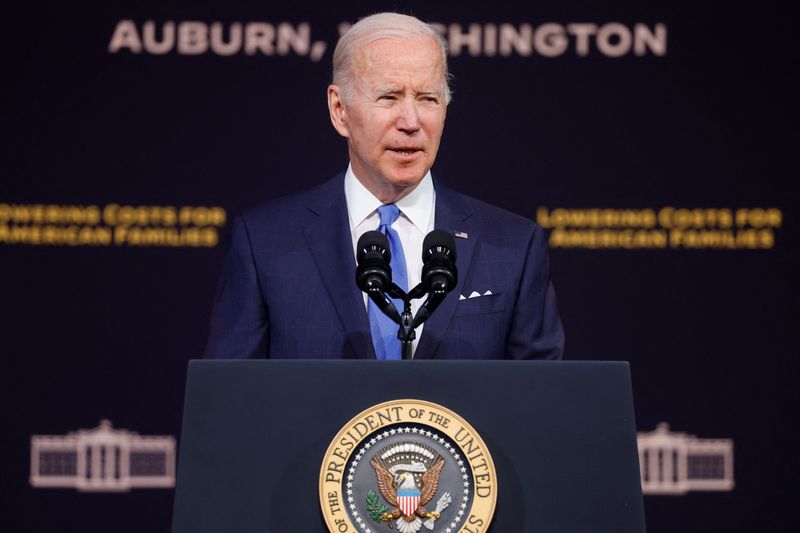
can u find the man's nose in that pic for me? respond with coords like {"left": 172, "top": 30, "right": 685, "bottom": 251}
{"left": 395, "top": 99, "right": 421, "bottom": 133}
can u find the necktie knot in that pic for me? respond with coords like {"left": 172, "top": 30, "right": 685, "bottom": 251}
{"left": 377, "top": 204, "right": 401, "bottom": 227}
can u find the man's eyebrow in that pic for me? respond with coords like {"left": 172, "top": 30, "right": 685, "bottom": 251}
{"left": 372, "top": 87, "right": 443, "bottom": 97}
{"left": 375, "top": 87, "right": 402, "bottom": 96}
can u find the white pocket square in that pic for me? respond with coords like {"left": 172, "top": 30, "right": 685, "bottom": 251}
{"left": 459, "top": 290, "right": 494, "bottom": 300}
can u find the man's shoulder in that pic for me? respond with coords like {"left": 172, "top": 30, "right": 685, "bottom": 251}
{"left": 238, "top": 173, "right": 344, "bottom": 227}
{"left": 437, "top": 182, "right": 542, "bottom": 237}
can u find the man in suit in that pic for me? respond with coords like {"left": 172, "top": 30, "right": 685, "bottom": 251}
{"left": 206, "top": 13, "right": 564, "bottom": 360}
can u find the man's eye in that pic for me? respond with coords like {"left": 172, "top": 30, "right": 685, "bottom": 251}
{"left": 378, "top": 95, "right": 396, "bottom": 101}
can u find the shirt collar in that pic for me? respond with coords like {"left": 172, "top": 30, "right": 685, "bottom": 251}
{"left": 344, "top": 163, "right": 434, "bottom": 233}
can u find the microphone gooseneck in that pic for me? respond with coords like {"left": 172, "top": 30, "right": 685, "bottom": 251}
{"left": 356, "top": 231, "right": 401, "bottom": 323}
{"left": 412, "top": 230, "right": 458, "bottom": 329}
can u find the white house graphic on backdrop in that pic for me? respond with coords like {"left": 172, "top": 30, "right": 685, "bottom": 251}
{"left": 29, "top": 419, "right": 732, "bottom": 495}
{"left": 637, "top": 423, "right": 734, "bottom": 495}
{"left": 30, "top": 419, "right": 175, "bottom": 492}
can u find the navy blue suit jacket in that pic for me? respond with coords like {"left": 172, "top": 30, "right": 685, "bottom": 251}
{"left": 205, "top": 173, "right": 564, "bottom": 359}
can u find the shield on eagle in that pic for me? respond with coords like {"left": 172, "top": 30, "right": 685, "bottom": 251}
{"left": 397, "top": 487, "right": 421, "bottom": 518}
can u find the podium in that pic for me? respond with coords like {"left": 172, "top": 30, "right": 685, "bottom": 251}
{"left": 171, "top": 360, "right": 646, "bottom": 533}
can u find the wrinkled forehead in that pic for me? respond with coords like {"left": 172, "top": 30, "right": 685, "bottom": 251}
{"left": 352, "top": 36, "right": 445, "bottom": 85}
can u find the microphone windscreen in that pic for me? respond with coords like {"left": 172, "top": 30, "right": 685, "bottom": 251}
{"left": 357, "top": 230, "right": 391, "bottom": 263}
{"left": 422, "top": 229, "right": 457, "bottom": 262}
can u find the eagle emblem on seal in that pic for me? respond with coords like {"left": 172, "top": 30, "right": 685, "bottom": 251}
{"left": 368, "top": 442, "right": 452, "bottom": 532}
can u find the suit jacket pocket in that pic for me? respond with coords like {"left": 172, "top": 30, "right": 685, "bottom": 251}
{"left": 452, "top": 292, "right": 508, "bottom": 317}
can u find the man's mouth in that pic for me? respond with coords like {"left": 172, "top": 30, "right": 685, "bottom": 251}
{"left": 388, "top": 147, "right": 423, "bottom": 156}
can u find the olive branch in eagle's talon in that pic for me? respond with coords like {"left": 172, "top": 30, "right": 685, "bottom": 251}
{"left": 367, "top": 490, "right": 389, "bottom": 523}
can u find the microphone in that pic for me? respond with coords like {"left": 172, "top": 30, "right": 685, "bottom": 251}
{"left": 355, "top": 231, "right": 401, "bottom": 324}
{"left": 356, "top": 231, "right": 392, "bottom": 292}
{"left": 412, "top": 230, "right": 458, "bottom": 329}
{"left": 421, "top": 230, "right": 458, "bottom": 294}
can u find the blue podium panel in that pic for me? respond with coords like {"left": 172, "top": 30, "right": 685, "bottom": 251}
{"left": 172, "top": 360, "right": 645, "bottom": 533}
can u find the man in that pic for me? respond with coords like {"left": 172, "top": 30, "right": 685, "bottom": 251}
{"left": 205, "top": 13, "right": 564, "bottom": 360}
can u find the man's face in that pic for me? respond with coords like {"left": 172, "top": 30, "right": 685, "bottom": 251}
{"left": 329, "top": 36, "right": 447, "bottom": 202}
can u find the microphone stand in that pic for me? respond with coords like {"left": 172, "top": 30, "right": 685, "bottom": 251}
{"left": 363, "top": 284, "right": 414, "bottom": 359}
{"left": 358, "top": 229, "right": 457, "bottom": 360}
{"left": 383, "top": 283, "right": 439, "bottom": 360}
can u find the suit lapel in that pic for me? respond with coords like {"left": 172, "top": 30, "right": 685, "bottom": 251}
{"left": 415, "top": 181, "right": 477, "bottom": 359}
{"left": 302, "top": 175, "right": 375, "bottom": 359}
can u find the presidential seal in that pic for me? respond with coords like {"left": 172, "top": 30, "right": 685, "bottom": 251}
{"left": 319, "top": 399, "right": 497, "bottom": 533}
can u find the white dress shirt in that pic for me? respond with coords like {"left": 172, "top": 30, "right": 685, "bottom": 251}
{"left": 344, "top": 163, "right": 436, "bottom": 357}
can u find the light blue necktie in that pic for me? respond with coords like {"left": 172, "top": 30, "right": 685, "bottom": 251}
{"left": 368, "top": 204, "right": 408, "bottom": 360}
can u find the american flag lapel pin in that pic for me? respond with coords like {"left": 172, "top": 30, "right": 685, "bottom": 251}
{"left": 454, "top": 231, "right": 469, "bottom": 239}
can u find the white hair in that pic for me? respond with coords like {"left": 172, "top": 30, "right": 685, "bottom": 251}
{"left": 332, "top": 12, "right": 452, "bottom": 104}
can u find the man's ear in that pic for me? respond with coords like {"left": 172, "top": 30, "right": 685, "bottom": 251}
{"left": 327, "top": 84, "right": 350, "bottom": 138}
